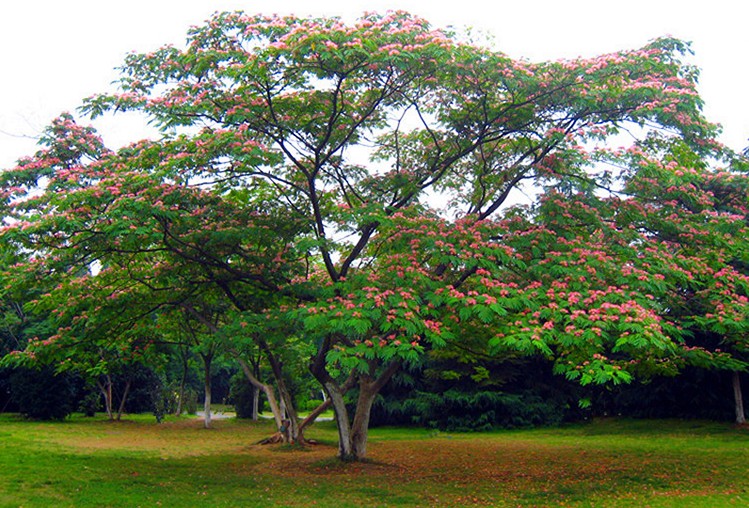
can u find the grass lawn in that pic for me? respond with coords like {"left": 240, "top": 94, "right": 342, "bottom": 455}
{"left": 1, "top": 414, "right": 748, "bottom": 507}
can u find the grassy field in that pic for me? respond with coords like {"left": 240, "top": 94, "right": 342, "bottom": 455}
{"left": 1, "top": 413, "right": 748, "bottom": 507}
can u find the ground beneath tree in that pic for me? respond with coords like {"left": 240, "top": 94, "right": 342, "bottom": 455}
{"left": 10, "top": 415, "right": 746, "bottom": 506}
{"left": 172, "top": 418, "right": 738, "bottom": 506}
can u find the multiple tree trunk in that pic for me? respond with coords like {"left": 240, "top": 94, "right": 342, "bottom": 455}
{"left": 311, "top": 350, "right": 400, "bottom": 460}
{"left": 96, "top": 374, "right": 131, "bottom": 421}
{"left": 94, "top": 353, "right": 747, "bottom": 460}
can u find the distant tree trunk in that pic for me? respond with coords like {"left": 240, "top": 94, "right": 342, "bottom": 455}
{"left": 733, "top": 371, "right": 745, "bottom": 424}
{"left": 251, "top": 386, "right": 260, "bottom": 421}
{"left": 115, "top": 378, "right": 132, "bottom": 421}
{"left": 264, "top": 347, "right": 302, "bottom": 444}
{"left": 203, "top": 382, "right": 212, "bottom": 428}
{"left": 182, "top": 303, "right": 303, "bottom": 439}
{"left": 245, "top": 353, "right": 262, "bottom": 421}
{"left": 174, "top": 346, "right": 189, "bottom": 416}
{"left": 236, "top": 352, "right": 329, "bottom": 447}
{"left": 202, "top": 353, "right": 213, "bottom": 429}
{"left": 97, "top": 376, "right": 114, "bottom": 420}
{"left": 236, "top": 356, "right": 284, "bottom": 430}
{"left": 251, "top": 355, "right": 263, "bottom": 420}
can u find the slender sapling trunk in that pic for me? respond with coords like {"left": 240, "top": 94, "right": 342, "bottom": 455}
{"left": 115, "top": 378, "right": 132, "bottom": 421}
{"left": 98, "top": 376, "right": 114, "bottom": 420}
{"left": 203, "top": 353, "right": 213, "bottom": 429}
{"left": 733, "top": 371, "right": 746, "bottom": 424}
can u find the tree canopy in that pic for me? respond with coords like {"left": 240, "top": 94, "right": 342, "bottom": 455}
{"left": 1, "top": 11, "right": 747, "bottom": 460}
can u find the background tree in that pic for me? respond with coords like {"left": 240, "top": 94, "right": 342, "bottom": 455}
{"left": 612, "top": 137, "right": 749, "bottom": 423}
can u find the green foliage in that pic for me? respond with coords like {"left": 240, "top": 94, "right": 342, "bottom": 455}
{"left": 297, "top": 397, "right": 326, "bottom": 412}
{"left": 181, "top": 387, "right": 198, "bottom": 415}
{"left": 592, "top": 367, "right": 736, "bottom": 421}
{"left": 8, "top": 366, "right": 78, "bottom": 420}
{"left": 228, "top": 373, "right": 257, "bottom": 419}
{"left": 377, "top": 389, "right": 569, "bottom": 431}
{"left": 120, "top": 364, "right": 169, "bottom": 414}
{"left": 77, "top": 388, "right": 100, "bottom": 417}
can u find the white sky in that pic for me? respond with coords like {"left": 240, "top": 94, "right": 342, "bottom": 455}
{"left": 1, "top": 0, "right": 747, "bottom": 167}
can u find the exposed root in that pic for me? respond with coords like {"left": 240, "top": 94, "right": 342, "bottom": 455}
{"left": 256, "top": 432, "right": 285, "bottom": 445}
{"left": 255, "top": 433, "right": 320, "bottom": 446}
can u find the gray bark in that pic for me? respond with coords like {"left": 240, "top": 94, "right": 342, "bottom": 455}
{"left": 97, "top": 376, "right": 113, "bottom": 420}
{"left": 174, "top": 347, "right": 189, "bottom": 416}
{"left": 203, "top": 354, "right": 212, "bottom": 429}
{"left": 237, "top": 356, "right": 284, "bottom": 430}
{"left": 733, "top": 371, "right": 745, "bottom": 424}
{"left": 324, "top": 380, "right": 354, "bottom": 459}
{"left": 251, "top": 386, "right": 260, "bottom": 421}
{"left": 315, "top": 362, "right": 399, "bottom": 461}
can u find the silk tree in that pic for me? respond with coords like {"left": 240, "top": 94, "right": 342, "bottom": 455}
{"left": 1, "top": 11, "right": 724, "bottom": 459}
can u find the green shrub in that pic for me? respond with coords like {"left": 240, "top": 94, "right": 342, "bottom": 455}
{"left": 298, "top": 398, "right": 326, "bottom": 412}
{"left": 118, "top": 364, "right": 164, "bottom": 414}
{"left": 181, "top": 388, "right": 198, "bottom": 415}
{"left": 372, "top": 389, "right": 568, "bottom": 431}
{"left": 0, "top": 367, "right": 18, "bottom": 412}
{"left": 229, "top": 374, "right": 258, "bottom": 419}
{"left": 78, "top": 387, "right": 100, "bottom": 417}
{"left": 9, "top": 366, "right": 77, "bottom": 420}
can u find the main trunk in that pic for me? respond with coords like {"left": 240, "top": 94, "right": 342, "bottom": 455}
{"left": 348, "top": 378, "right": 379, "bottom": 460}
{"left": 174, "top": 348, "right": 189, "bottom": 416}
{"left": 315, "top": 361, "right": 400, "bottom": 461}
{"left": 324, "top": 378, "right": 381, "bottom": 461}
{"left": 324, "top": 380, "right": 354, "bottom": 459}
{"left": 733, "top": 371, "right": 746, "bottom": 424}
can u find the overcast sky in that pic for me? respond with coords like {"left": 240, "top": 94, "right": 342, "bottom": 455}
{"left": 1, "top": 0, "right": 747, "bottom": 167}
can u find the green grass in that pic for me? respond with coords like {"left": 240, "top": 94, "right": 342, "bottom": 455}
{"left": 1, "top": 414, "right": 748, "bottom": 506}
